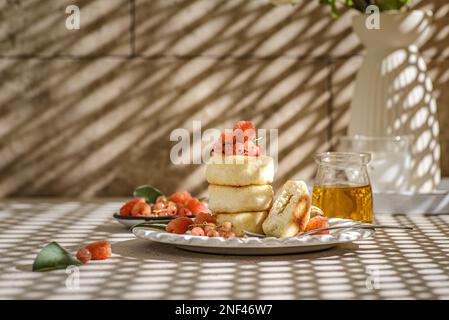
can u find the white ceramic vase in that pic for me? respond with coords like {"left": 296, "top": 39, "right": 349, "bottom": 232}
{"left": 349, "top": 10, "right": 441, "bottom": 193}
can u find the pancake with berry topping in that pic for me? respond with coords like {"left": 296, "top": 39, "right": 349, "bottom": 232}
{"left": 206, "top": 120, "right": 274, "bottom": 236}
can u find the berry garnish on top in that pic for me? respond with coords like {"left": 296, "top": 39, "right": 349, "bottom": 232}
{"left": 213, "top": 121, "right": 261, "bottom": 156}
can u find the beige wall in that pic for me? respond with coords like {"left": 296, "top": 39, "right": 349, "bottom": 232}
{"left": 0, "top": 0, "right": 448, "bottom": 198}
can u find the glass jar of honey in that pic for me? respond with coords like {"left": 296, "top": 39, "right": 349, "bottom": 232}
{"left": 312, "top": 152, "right": 373, "bottom": 222}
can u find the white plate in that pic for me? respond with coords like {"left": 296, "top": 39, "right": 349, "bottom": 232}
{"left": 133, "top": 218, "right": 375, "bottom": 255}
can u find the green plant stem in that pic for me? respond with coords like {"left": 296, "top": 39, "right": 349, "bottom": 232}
{"left": 320, "top": 0, "right": 412, "bottom": 16}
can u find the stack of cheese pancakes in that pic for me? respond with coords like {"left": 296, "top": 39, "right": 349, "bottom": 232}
{"left": 206, "top": 122, "right": 274, "bottom": 236}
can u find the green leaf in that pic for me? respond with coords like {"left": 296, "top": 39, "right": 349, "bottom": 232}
{"left": 133, "top": 185, "right": 163, "bottom": 204}
{"left": 32, "top": 242, "right": 81, "bottom": 272}
{"left": 132, "top": 221, "right": 169, "bottom": 231}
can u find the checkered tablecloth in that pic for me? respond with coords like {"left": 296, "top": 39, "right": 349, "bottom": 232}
{"left": 0, "top": 199, "right": 448, "bottom": 299}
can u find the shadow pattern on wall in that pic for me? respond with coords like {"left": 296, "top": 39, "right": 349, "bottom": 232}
{"left": 0, "top": 0, "right": 447, "bottom": 197}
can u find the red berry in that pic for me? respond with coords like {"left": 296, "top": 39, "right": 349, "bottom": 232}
{"left": 166, "top": 217, "right": 193, "bottom": 234}
{"left": 155, "top": 196, "right": 167, "bottom": 205}
{"left": 178, "top": 207, "right": 192, "bottom": 216}
{"left": 207, "top": 230, "right": 220, "bottom": 237}
{"left": 152, "top": 202, "right": 165, "bottom": 211}
{"left": 218, "top": 230, "right": 227, "bottom": 237}
{"left": 76, "top": 248, "right": 91, "bottom": 264}
{"left": 225, "top": 232, "right": 236, "bottom": 239}
{"left": 191, "top": 227, "right": 205, "bottom": 236}
{"left": 194, "top": 212, "right": 216, "bottom": 224}
{"left": 85, "top": 240, "right": 112, "bottom": 260}
{"left": 166, "top": 205, "right": 177, "bottom": 216}
{"left": 204, "top": 223, "right": 216, "bottom": 234}
{"left": 119, "top": 198, "right": 145, "bottom": 216}
{"left": 221, "top": 221, "right": 232, "bottom": 232}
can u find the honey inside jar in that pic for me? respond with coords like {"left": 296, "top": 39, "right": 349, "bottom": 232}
{"left": 312, "top": 184, "right": 373, "bottom": 222}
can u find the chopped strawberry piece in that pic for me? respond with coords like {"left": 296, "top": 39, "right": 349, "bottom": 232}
{"left": 178, "top": 207, "right": 192, "bottom": 216}
{"left": 213, "top": 121, "right": 261, "bottom": 156}
{"left": 187, "top": 198, "right": 208, "bottom": 214}
{"left": 168, "top": 191, "right": 192, "bottom": 206}
{"left": 234, "top": 121, "right": 255, "bottom": 132}
{"left": 194, "top": 212, "right": 216, "bottom": 224}
{"left": 166, "top": 217, "right": 193, "bottom": 234}
{"left": 131, "top": 202, "right": 152, "bottom": 216}
{"left": 85, "top": 240, "right": 112, "bottom": 260}
{"left": 119, "top": 198, "right": 145, "bottom": 216}
{"left": 305, "top": 216, "right": 330, "bottom": 235}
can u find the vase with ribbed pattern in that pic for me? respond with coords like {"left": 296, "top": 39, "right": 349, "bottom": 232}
{"left": 349, "top": 11, "right": 441, "bottom": 193}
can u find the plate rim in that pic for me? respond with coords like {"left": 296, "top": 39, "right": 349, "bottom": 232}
{"left": 132, "top": 218, "right": 375, "bottom": 249}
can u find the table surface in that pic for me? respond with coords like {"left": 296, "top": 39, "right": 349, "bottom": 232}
{"left": 0, "top": 199, "right": 448, "bottom": 300}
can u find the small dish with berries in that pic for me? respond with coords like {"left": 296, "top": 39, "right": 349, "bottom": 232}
{"left": 114, "top": 185, "right": 208, "bottom": 228}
